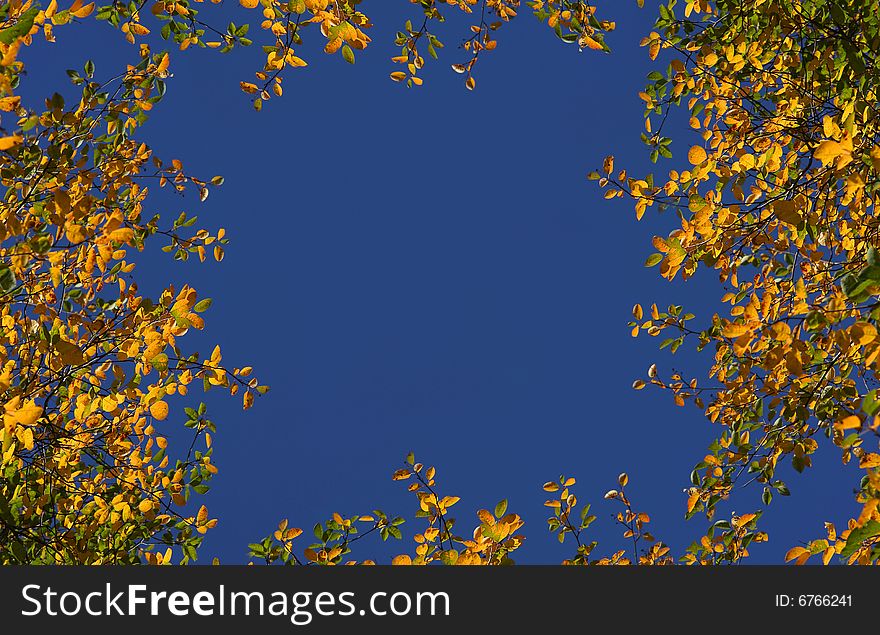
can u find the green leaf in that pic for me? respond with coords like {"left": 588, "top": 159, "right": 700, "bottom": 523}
{"left": 11, "top": 541, "right": 28, "bottom": 563}
{"left": 439, "top": 549, "right": 458, "bottom": 565}
{"left": 0, "top": 492, "right": 14, "bottom": 524}
{"left": 341, "top": 44, "right": 355, "bottom": 64}
{"left": 149, "top": 353, "right": 169, "bottom": 371}
{"left": 0, "top": 266, "right": 15, "bottom": 292}
{"left": 494, "top": 499, "right": 508, "bottom": 518}
{"left": 193, "top": 298, "right": 213, "bottom": 312}
{"left": 0, "top": 7, "right": 39, "bottom": 45}
{"left": 863, "top": 390, "right": 880, "bottom": 417}
{"left": 840, "top": 520, "right": 880, "bottom": 558}
{"left": 645, "top": 253, "right": 663, "bottom": 267}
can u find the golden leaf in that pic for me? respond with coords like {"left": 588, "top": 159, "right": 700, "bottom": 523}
{"left": 871, "top": 146, "right": 880, "bottom": 173}
{"left": 108, "top": 227, "right": 134, "bottom": 243}
{"left": 784, "top": 546, "right": 808, "bottom": 563}
{"left": 836, "top": 415, "right": 862, "bottom": 431}
{"left": 11, "top": 403, "right": 43, "bottom": 427}
{"left": 722, "top": 323, "right": 749, "bottom": 338}
{"left": 687, "top": 145, "right": 707, "bottom": 165}
{"left": 579, "top": 35, "right": 603, "bottom": 50}
{"left": 859, "top": 453, "right": 880, "bottom": 469}
{"left": 149, "top": 401, "right": 169, "bottom": 421}
{"left": 0, "top": 135, "right": 23, "bottom": 151}
{"left": 772, "top": 199, "right": 801, "bottom": 227}
{"left": 686, "top": 491, "right": 699, "bottom": 513}
{"left": 56, "top": 339, "right": 86, "bottom": 366}
{"left": 813, "top": 140, "right": 843, "bottom": 167}
{"left": 0, "top": 96, "right": 20, "bottom": 111}
{"left": 65, "top": 224, "right": 88, "bottom": 244}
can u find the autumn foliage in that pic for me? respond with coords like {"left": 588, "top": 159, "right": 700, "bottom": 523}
{"left": 1, "top": 0, "right": 879, "bottom": 565}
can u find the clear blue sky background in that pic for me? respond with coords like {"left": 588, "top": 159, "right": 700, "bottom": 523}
{"left": 21, "top": 2, "right": 860, "bottom": 563}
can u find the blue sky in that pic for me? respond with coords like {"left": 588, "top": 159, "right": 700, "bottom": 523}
{"left": 21, "top": 2, "right": 861, "bottom": 563}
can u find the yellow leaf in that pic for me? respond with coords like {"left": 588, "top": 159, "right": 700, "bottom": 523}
{"left": 722, "top": 323, "right": 749, "bottom": 338}
{"left": 603, "top": 155, "right": 614, "bottom": 175}
{"left": 687, "top": 145, "right": 707, "bottom": 165}
{"left": 687, "top": 491, "right": 700, "bottom": 513}
{"left": 784, "top": 546, "right": 808, "bottom": 563}
{"left": 859, "top": 453, "right": 880, "bottom": 469}
{"left": 391, "top": 554, "right": 412, "bottom": 565}
{"left": 579, "top": 35, "right": 603, "bottom": 50}
{"left": 871, "top": 146, "right": 880, "bottom": 173}
{"left": 836, "top": 415, "right": 862, "bottom": 431}
{"left": 0, "top": 135, "right": 23, "bottom": 151}
{"left": 285, "top": 53, "right": 307, "bottom": 68}
{"left": 240, "top": 0, "right": 260, "bottom": 7}
{"left": 0, "top": 96, "right": 20, "bottom": 111}
{"left": 12, "top": 403, "right": 43, "bottom": 427}
{"left": 71, "top": 2, "right": 95, "bottom": 18}
{"left": 150, "top": 401, "right": 169, "bottom": 421}
{"left": 65, "top": 224, "right": 88, "bottom": 244}
{"left": 108, "top": 227, "right": 134, "bottom": 243}
{"left": 822, "top": 547, "right": 834, "bottom": 566}
{"left": 138, "top": 499, "right": 154, "bottom": 513}
{"left": 439, "top": 496, "right": 460, "bottom": 508}
{"left": 19, "top": 427, "right": 34, "bottom": 450}
{"left": 813, "top": 140, "right": 844, "bottom": 167}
